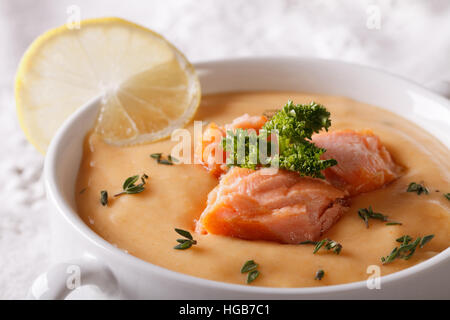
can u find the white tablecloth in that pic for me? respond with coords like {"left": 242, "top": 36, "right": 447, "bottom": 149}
{"left": 0, "top": 0, "right": 449, "bottom": 299}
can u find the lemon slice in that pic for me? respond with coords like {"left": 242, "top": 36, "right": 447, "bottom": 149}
{"left": 15, "top": 17, "right": 201, "bottom": 153}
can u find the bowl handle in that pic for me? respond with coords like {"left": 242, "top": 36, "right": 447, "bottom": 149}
{"left": 27, "top": 255, "right": 119, "bottom": 299}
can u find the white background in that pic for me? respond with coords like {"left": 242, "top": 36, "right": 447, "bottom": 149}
{"left": 0, "top": 0, "right": 449, "bottom": 299}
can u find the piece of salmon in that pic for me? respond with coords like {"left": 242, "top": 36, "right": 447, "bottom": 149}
{"left": 311, "top": 129, "right": 402, "bottom": 196}
{"left": 196, "top": 167, "right": 349, "bottom": 244}
{"left": 196, "top": 114, "right": 267, "bottom": 177}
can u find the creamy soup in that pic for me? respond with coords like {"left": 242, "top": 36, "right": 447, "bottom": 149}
{"left": 76, "top": 92, "right": 450, "bottom": 287}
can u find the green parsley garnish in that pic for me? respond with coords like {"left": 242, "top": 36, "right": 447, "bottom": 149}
{"left": 240, "top": 260, "right": 260, "bottom": 284}
{"left": 444, "top": 193, "right": 450, "bottom": 200}
{"left": 222, "top": 101, "right": 337, "bottom": 178}
{"left": 381, "top": 234, "right": 434, "bottom": 264}
{"left": 406, "top": 182, "right": 429, "bottom": 195}
{"left": 173, "top": 228, "right": 197, "bottom": 250}
{"left": 114, "top": 173, "right": 148, "bottom": 197}
{"left": 100, "top": 190, "right": 108, "bottom": 206}
{"left": 358, "top": 206, "right": 401, "bottom": 228}
{"left": 315, "top": 269, "right": 325, "bottom": 280}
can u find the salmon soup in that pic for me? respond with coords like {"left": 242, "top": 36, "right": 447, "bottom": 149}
{"left": 75, "top": 91, "right": 450, "bottom": 287}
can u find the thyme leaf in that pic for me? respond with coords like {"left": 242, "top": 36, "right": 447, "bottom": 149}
{"left": 315, "top": 269, "right": 325, "bottom": 280}
{"left": 241, "top": 260, "right": 258, "bottom": 273}
{"left": 240, "top": 260, "right": 260, "bottom": 284}
{"left": 420, "top": 235, "right": 434, "bottom": 248}
{"left": 175, "top": 228, "right": 193, "bottom": 240}
{"left": 150, "top": 153, "right": 178, "bottom": 165}
{"left": 385, "top": 222, "right": 402, "bottom": 226}
{"left": 299, "top": 240, "right": 318, "bottom": 245}
{"left": 100, "top": 190, "right": 108, "bottom": 206}
{"left": 247, "top": 270, "right": 260, "bottom": 284}
{"left": 406, "top": 182, "right": 429, "bottom": 195}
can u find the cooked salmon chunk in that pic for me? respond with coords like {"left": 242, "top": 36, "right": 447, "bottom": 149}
{"left": 196, "top": 114, "right": 267, "bottom": 177}
{"left": 311, "top": 129, "right": 402, "bottom": 196}
{"left": 196, "top": 167, "right": 349, "bottom": 244}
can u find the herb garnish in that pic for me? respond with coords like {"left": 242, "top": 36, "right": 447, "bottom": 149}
{"left": 100, "top": 190, "right": 108, "bottom": 206}
{"left": 381, "top": 234, "right": 434, "bottom": 264}
{"left": 299, "top": 240, "right": 318, "bottom": 245}
{"left": 223, "top": 101, "right": 337, "bottom": 178}
{"left": 240, "top": 260, "right": 260, "bottom": 284}
{"left": 150, "top": 153, "right": 178, "bottom": 165}
{"left": 444, "top": 193, "right": 450, "bottom": 200}
{"left": 313, "top": 238, "right": 342, "bottom": 255}
{"left": 241, "top": 260, "right": 258, "bottom": 273}
{"left": 247, "top": 270, "right": 260, "bottom": 284}
{"left": 315, "top": 269, "right": 325, "bottom": 280}
{"left": 114, "top": 174, "right": 148, "bottom": 197}
{"left": 406, "top": 182, "right": 429, "bottom": 195}
{"left": 150, "top": 153, "right": 162, "bottom": 159}
{"left": 173, "top": 228, "right": 197, "bottom": 250}
{"left": 420, "top": 235, "right": 434, "bottom": 248}
{"left": 358, "top": 206, "right": 401, "bottom": 228}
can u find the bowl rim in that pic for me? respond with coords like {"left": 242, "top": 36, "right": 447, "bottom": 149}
{"left": 45, "top": 56, "right": 450, "bottom": 296}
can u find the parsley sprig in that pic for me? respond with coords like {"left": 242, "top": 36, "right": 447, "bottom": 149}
{"left": 222, "top": 101, "right": 337, "bottom": 178}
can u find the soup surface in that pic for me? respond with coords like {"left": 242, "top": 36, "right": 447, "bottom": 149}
{"left": 76, "top": 91, "right": 450, "bottom": 287}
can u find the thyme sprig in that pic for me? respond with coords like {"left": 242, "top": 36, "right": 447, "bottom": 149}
{"left": 240, "top": 260, "right": 260, "bottom": 284}
{"left": 114, "top": 173, "right": 148, "bottom": 197}
{"left": 314, "top": 239, "right": 342, "bottom": 255}
{"left": 173, "top": 228, "right": 197, "bottom": 250}
{"left": 305, "top": 238, "right": 343, "bottom": 255}
{"left": 381, "top": 234, "right": 434, "bottom": 264}
{"left": 358, "top": 206, "right": 401, "bottom": 228}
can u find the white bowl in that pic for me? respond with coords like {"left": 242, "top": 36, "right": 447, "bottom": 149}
{"left": 29, "top": 57, "right": 450, "bottom": 299}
